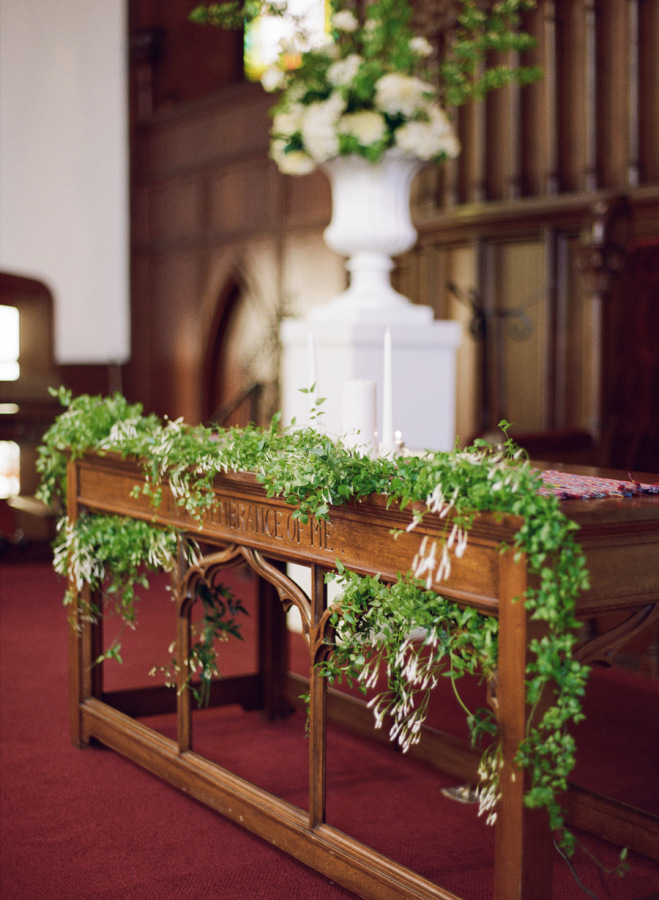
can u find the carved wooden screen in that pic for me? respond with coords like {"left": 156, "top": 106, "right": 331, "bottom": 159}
{"left": 401, "top": 0, "right": 658, "bottom": 464}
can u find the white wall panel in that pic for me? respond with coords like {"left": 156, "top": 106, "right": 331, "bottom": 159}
{"left": 0, "top": 0, "right": 129, "bottom": 363}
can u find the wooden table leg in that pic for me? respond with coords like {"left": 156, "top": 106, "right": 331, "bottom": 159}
{"left": 258, "top": 570, "right": 292, "bottom": 720}
{"left": 495, "top": 551, "right": 554, "bottom": 899}
{"left": 308, "top": 564, "right": 328, "bottom": 830}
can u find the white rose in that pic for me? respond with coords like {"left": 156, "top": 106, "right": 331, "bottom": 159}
{"left": 374, "top": 73, "right": 435, "bottom": 118}
{"left": 338, "top": 110, "right": 387, "bottom": 146}
{"left": 332, "top": 10, "right": 358, "bottom": 32}
{"left": 327, "top": 54, "right": 362, "bottom": 87}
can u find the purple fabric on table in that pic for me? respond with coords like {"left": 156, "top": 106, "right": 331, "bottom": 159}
{"left": 537, "top": 469, "right": 659, "bottom": 500}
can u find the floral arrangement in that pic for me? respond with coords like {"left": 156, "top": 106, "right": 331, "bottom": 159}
{"left": 191, "top": 0, "right": 541, "bottom": 174}
{"left": 262, "top": 0, "right": 461, "bottom": 174}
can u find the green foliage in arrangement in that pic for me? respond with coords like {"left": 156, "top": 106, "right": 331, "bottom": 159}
{"left": 38, "top": 387, "right": 592, "bottom": 856}
{"left": 190, "top": 0, "right": 542, "bottom": 110}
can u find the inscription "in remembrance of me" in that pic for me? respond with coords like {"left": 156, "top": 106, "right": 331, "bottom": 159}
{"left": 203, "top": 495, "right": 334, "bottom": 552}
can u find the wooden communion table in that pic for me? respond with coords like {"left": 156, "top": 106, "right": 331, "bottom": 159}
{"left": 66, "top": 453, "right": 659, "bottom": 899}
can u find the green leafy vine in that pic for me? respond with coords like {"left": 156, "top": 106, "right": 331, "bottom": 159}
{"left": 38, "top": 388, "right": 592, "bottom": 855}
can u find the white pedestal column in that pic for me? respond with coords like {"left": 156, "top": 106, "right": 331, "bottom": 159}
{"left": 280, "top": 309, "right": 461, "bottom": 454}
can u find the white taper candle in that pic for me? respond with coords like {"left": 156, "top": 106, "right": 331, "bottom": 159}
{"left": 381, "top": 327, "right": 394, "bottom": 452}
{"left": 307, "top": 331, "right": 317, "bottom": 391}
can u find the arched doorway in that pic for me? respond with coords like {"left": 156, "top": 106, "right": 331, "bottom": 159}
{"left": 202, "top": 274, "right": 279, "bottom": 429}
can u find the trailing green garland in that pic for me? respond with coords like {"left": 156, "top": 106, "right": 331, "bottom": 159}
{"left": 38, "top": 387, "right": 591, "bottom": 855}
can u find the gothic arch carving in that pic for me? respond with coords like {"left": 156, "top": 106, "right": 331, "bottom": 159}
{"left": 198, "top": 247, "right": 282, "bottom": 427}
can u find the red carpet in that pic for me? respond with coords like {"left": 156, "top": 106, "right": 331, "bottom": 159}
{"left": 1, "top": 560, "right": 658, "bottom": 899}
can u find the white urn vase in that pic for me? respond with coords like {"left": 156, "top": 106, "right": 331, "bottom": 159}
{"left": 313, "top": 150, "right": 431, "bottom": 324}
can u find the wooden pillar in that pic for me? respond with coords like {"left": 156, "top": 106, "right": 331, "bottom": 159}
{"left": 627, "top": 0, "right": 640, "bottom": 186}
{"left": 584, "top": 0, "right": 598, "bottom": 191}
{"left": 543, "top": 1, "right": 559, "bottom": 194}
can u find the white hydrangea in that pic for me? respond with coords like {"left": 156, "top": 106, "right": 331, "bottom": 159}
{"left": 261, "top": 65, "right": 286, "bottom": 93}
{"left": 300, "top": 93, "right": 346, "bottom": 162}
{"left": 409, "top": 36, "right": 433, "bottom": 58}
{"left": 327, "top": 53, "right": 362, "bottom": 87}
{"left": 317, "top": 39, "right": 340, "bottom": 60}
{"left": 271, "top": 142, "right": 317, "bottom": 175}
{"left": 332, "top": 10, "right": 359, "bottom": 32}
{"left": 338, "top": 110, "right": 387, "bottom": 146}
{"left": 374, "top": 73, "right": 434, "bottom": 118}
{"left": 394, "top": 105, "right": 461, "bottom": 160}
{"left": 272, "top": 103, "right": 306, "bottom": 141}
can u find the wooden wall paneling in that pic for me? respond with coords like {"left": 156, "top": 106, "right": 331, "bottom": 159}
{"left": 556, "top": 0, "right": 589, "bottom": 191}
{"left": 150, "top": 248, "right": 206, "bottom": 421}
{"left": 584, "top": 0, "right": 598, "bottom": 191}
{"left": 638, "top": 0, "right": 659, "bottom": 182}
{"left": 150, "top": 176, "right": 203, "bottom": 246}
{"left": 414, "top": 162, "right": 441, "bottom": 215}
{"left": 459, "top": 87, "right": 487, "bottom": 203}
{"left": 485, "top": 84, "right": 502, "bottom": 201}
{"left": 508, "top": 61, "right": 522, "bottom": 201}
{"left": 134, "top": 85, "right": 271, "bottom": 181}
{"left": 520, "top": 4, "right": 555, "bottom": 197}
{"left": 555, "top": 231, "right": 580, "bottom": 431}
{"left": 542, "top": 1, "right": 559, "bottom": 195}
{"left": 494, "top": 239, "right": 549, "bottom": 434}
{"left": 129, "top": 0, "right": 244, "bottom": 113}
{"left": 627, "top": 0, "right": 640, "bottom": 187}
{"left": 443, "top": 243, "right": 479, "bottom": 444}
{"left": 478, "top": 240, "right": 499, "bottom": 432}
{"left": 126, "top": 250, "right": 154, "bottom": 409}
{"left": 543, "top": 228, "right": 561, "bottom": 430}
{"left": 442, "top": 145, "right": 459, "bottom": 209}
{"left": 430, "top": 241, "right": 448, "bottom": 319}
{"left": 394, "top": 244, "right": 420, "bottom": 311}
{"left": 420, "top": 242, "right": 437, "bottom": 313}
{"left": 485, "top": 59, "right": 519, "bottom": 201}
{"left": 282, "top": 170, "right": 331, "bottom": 229}
{"left": 552, "top": 227, "right": 591, "bottom": 437}
{"left": 595, "top": 0, "right": 631, "bottom": 189}
{"left": 280, "top": 233, "right": 346, "bottom": 319}
{"left": 208, "top": 160, "right": 277, "bottom": 237}
{"left": 568, "top": 232, "right": 599, "bottom": 436}
{"left": 604, "top": 241, "right": 659, "bottom": 472}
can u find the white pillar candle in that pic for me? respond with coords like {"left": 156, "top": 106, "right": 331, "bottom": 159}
{"left": 381, "top": 327, "right": 395, "bottom": 454}
{"left": 341, "top": 380, "right": 377, "bottom": 454}
{"left": 307, "top": 331, "right": 318, "bottom": 391}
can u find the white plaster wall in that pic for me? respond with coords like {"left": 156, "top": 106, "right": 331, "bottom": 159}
{"left": 0, "top": 0, "right": 130, "bottom": 364}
